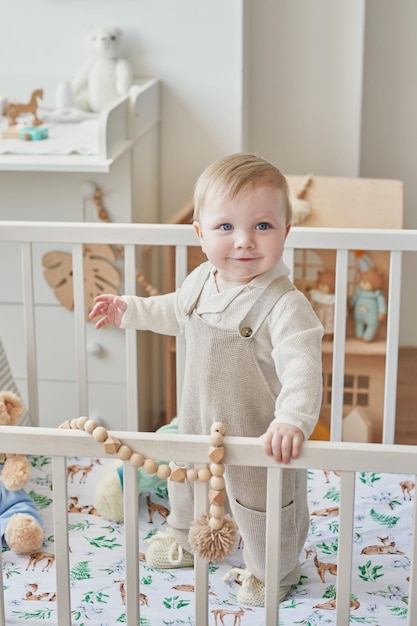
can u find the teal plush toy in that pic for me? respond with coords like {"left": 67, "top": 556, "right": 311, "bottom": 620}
{"left": 93, "top": 419, "right": 178, "bottom": 522}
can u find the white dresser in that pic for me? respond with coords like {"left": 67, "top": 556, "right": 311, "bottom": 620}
{"left": 0, "top": 79, "right": 160, "bottom": 430}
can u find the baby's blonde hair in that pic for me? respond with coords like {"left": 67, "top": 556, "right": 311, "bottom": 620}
{"left": 193, "top": 153, "right": 292, "bottom": 224}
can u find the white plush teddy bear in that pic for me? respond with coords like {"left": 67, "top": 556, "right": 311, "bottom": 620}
{"left": 71, "top": 26, "right": 133, "bottom": 113}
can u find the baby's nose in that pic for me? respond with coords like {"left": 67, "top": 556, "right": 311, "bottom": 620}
{"left": 234, "top": 231, "right": 254, "bottom": 248}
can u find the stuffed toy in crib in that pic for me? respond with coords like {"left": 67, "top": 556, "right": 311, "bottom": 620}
{"left": 0, "top": 391, "right": 43, "bottom": 554}
{"left": 71, "top": 25, "right": 133, "bottom": 113}
{"left": 93, "top": 419, "right": 179, "bottom": 522}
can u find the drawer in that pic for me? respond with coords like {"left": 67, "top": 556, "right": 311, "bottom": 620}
{"left": 0, "top": 304, "right": 127, "bottom": 383}
{"left": 29, "top": 380, "right": 128, "bottom": 430}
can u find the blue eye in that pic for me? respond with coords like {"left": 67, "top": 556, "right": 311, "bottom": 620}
{"left": 220, "top": 223, "right": 233, "bottom": 231}
{"left": 256, "top": 222, "right": 270, "bottom": 230}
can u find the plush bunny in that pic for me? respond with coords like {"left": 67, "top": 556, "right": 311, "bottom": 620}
{"left": 0, "top": 391, "right": 43, "bottom": 554}
{"left": 71, "top": 25, "right": 133, "bottom": 113}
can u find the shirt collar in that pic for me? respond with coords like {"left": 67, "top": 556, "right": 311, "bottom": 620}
{"left": 208, "top": 257, "right": 289, "bottom": 289}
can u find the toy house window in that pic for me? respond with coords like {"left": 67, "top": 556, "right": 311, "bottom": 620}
{"left": 323, "top": 373, "right": 370, "bottom": 408}
{"left": 294, "top": 249, "right": 323, "bottom": 289}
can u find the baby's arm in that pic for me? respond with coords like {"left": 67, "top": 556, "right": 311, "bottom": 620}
{"left": 89, "top": 295, "right": 127, "bottom": 329}
{"left": 260, "top": 422, "right": 304, "bottom": 465}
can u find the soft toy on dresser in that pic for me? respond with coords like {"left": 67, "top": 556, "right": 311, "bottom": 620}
{"left": 0, "top": 391, "right": 43, "bottom": 554}
{"left": 71, "top": 26, "right": 133, "bottom": 113}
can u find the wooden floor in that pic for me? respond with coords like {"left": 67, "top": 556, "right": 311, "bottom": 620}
{"left": 395, "top": 347, "right": 417, "bottom": 444}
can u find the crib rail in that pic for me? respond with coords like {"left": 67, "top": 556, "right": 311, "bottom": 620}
{"left": 0, "top": 220, "right": 416, "bottom": 441}
{"left": 1, "top": 425, "right": 417, "bottom": 625}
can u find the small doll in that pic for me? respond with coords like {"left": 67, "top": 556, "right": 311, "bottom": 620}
{"left": 351, "top": 266, "right": 387, "bottom": 342}
{"left": 309, "top": 269, "right": 336, "bottom": 341}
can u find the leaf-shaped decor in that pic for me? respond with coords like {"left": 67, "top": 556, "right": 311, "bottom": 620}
{"left": 42, "top": 244, "right": 120, "bottom": 320}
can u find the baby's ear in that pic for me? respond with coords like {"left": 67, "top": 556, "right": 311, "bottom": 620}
{"left": 193, "top": 221, "right": 203, "bottom": 241}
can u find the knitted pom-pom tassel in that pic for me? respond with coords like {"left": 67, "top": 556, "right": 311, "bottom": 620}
{"left": 188, "top": 513, "right": 237, "bottom": 562}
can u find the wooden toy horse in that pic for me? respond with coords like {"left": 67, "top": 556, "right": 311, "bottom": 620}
{"left": 6, "top": 89, "right": 44, "bottom": 126}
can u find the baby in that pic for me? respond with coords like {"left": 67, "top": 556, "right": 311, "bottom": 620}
{"left": 89, "top": 153, "right": 323, "bottom": 606}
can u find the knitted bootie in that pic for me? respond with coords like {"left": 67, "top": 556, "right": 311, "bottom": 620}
{"left": 145, "top": 529, "right": 194, "bottom": 569}
{"left": 223, "top": 568, "right": 291, "bottom": 607}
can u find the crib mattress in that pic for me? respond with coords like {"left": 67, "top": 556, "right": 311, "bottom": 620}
{"left": 2, "top": 456, "right": 413, "bottom": 625}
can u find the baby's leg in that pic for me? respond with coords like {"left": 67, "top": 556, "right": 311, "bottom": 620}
{"left": 145, "top": 462, "right": 194, "bottom": 569}
{"left": 165, "top": 463, "right": 194, "bottom": 550}
{"left": 225, "top": 467, "right": 308, "bottom": 604}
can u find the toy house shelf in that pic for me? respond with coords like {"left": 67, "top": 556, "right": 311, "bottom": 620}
{"left": 165, "top": 176, "right": 404, "bottom": 444}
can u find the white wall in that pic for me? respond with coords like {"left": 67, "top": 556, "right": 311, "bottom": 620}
{"left": 0, "top": 0, "right": 245, "bottom": 221}
{"left": 246, "top": 0, "right": 365, "bottom": 177}
{"left": 360, "top": 1, "right": 417, "bottom": 345}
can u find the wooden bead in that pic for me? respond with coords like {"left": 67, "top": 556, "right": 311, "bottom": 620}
{"left": 143, "top": 459, "right": 158, "bottom": 474}
{"left": 210, "top": 422, "right": 226, "bottom": 436}
{"left": 170, "top": 466, "right": 187, "bottom": 482}
{"left": 84, "top": 419, "right": 98, "bottom": 434}
{"left": 187, "top": 468, "right": 199, "bottom": 482}
{"left": 198, "top": 467, "right": 212, "bottom": 482}
{"left": 59, "top": 420, "right": 71, "bottom": 429}
{"left": 130, "top": 452, "right": 145, "bottom": 468}
{"left": 209, "top": 504, "right": 224, "bottom": 519}
{"left": 157, "top": 464, "right": 171, "bottom": 479}
{"left": 92, "top": 426, "right": 108, "bottom": 442}
{"left": 103, "top": 436, "right": 122, "bottom": 454}
{"left": 210, "top": 476, "right": 225, "bottom": 491}
{"left": 208, "top": 489, "right": 227, "bottom": 506}
{"left": 117, "top": 445, "right": 132, "bottom": 460}
{"left": 209, "top": 516, "right": 224, "bottom": 530}
{"left": 210, "top": 463, "right": 224, "bottom": 477}
{"left": 208, "top": 446, "right": 224, "bottom": 463}
{"left": 76, "top": 416, "right": 89, "bottom": 429}
{"left": 70, "top": 418, "right": 80, "bottom": 429}
{"left": 210, "top": 432, "right": 223, "bottom": 447}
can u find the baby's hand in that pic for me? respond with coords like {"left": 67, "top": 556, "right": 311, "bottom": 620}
{"left": 260, "top": 423, "right": 304, "bottom": 465}
{"left": 89, "top": 295, "right": 127, "bottom": 329}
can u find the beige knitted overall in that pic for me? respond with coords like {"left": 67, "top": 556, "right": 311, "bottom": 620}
{"left": 167, "top": 267, "right": 309, "bottom": 586}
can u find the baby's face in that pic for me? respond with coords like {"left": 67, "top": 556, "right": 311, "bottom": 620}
{"left": 193, "top": 184, "right": 290, "bottom": 288}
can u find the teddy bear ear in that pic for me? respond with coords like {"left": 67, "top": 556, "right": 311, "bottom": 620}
{"left": 0, "top": 391, "right": 24, "bottom": 425}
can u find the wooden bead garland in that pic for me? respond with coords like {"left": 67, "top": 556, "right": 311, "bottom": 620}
{"left": 59, "top": 417, "right": 218, "bottom": 487}
{"left": 60, "top": 417, "right": 237, "bottom": 562}
{"left": 188, "top": 422, "right": 238, "bottom": 562}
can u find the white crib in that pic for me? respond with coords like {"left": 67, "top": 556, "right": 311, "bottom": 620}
{"left": 0, "top": 221, "right": 416, "bottom": 626}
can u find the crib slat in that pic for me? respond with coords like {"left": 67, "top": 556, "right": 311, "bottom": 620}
{"left": 21, "top": 241, "right": 39, "bottom": 426}
{"left": 123, "top": 461, "right": 140, "bottom": 625}
{"left": 52, "top": 456, "right": 71, "bottom": 626}
{"left": 330, "top": 249, "right": 349, "bottom": 442}
{"left": 124, "top": 244, "right": 140, "bottom": 430}
{"left": 335, "top": 471, "right": 355, "bottom": 625}
{"left": 0, "top": 548, "right": 4, "bottom": 626}
{"left": 265, "top": 466, "right": 283, "bottom": 624}
{"left": 72, "top": 243, "right": 89, "bottom": 416}
{"left": 175, "top": 245, "right": 188, "bottom": 416}
{"left": 383, "top": 250, "right": 402, "bottom": 444}
{"left": 406, "top": 473, "right": 417, "bottom": 626}
{"left": 194, "top": 466, "right": 209, "bottom": 626}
